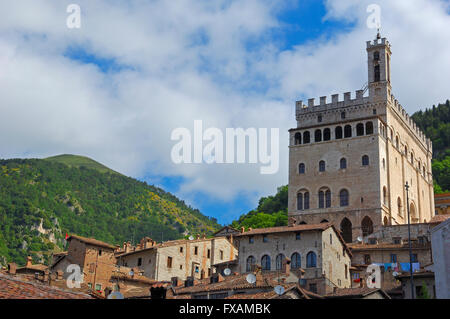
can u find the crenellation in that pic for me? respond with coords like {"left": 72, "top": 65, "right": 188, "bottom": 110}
{"left": 320, "top": 96, "right": 327, "bottom": 105}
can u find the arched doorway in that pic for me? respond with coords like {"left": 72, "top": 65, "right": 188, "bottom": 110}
{"left": 383, "top": 216, "right": 389, "bottom": 226}
{"left": 361, "top": 216, "right": 374, "bottom": 237}
{"left": 340, "top": 218, "right": 352, "bottom": 243}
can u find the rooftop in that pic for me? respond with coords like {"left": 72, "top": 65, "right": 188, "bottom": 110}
{"left": 68, "top": 234, "right": 118, "bottom": 250}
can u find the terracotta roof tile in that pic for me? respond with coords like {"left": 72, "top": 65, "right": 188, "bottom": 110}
{"left": 429, "top": 214, "right": 450, "bottom": 224}
{"left": 0, "top": 273, "right": 94, "bottom": 299}
{"left": 68, "top": 235, "right": 118, "bottom": 250}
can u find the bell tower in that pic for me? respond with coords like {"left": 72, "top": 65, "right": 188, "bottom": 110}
{"left": 366, "top": 32, "right": 392, "bottom": 101}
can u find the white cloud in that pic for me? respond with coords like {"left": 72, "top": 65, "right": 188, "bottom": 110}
{"left": 0, "top": 0, "right": 448, "bottom": 220}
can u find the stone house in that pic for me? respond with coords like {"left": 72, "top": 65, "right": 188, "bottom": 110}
{"left": 430, "top": 218, "right": 450, "bottom": 298}
{"left": 234, "top": 222, "right": 352, "bottom": 295}
{"left": 116, "top": 235, "right": 237, "bottom": 282}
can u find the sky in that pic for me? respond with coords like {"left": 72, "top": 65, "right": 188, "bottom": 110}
{"left": 0, "top": 0, "right": 449, "bottom": 225}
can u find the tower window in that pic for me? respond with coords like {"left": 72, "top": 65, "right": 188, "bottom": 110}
{"left": 339, "top": 189, "right": 349, "bottom": 207}
{"left": 341, "top": 112, "right": 346, "bottom": 120}
{"left": 366, "top": 122, "right": 374, "bottom": 135}
{"left": 318, "top": 115, "right": 322, "bottom": 123}
{"left": 344, "top": 125, "right": 352, "bottom": 138}
{"left": 294, "top": 132, "right": 301, "bottom": 145}
{"left": 323, "top": 128, "right": 331, "bottom": 141}
{"left": 374, "top": 51, "right": 380, "bottom": 61}
{"left": 315, "top": 129, "right": 322, "bottom": 142}
{"left": 374, "top": 65, "right": 380, "bottom": 82}
{"left": 335, "top": 126, "right": 343, "bottom": 139}
{"left": 303, "top": 131, "right": 310, "bottom": 144}
{"left": 356, "top": 123, "right": 364, "bottom": 136}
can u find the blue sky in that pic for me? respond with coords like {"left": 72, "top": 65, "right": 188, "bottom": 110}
{"left": 1, "top": 0, "right": 449, "bottom": 226}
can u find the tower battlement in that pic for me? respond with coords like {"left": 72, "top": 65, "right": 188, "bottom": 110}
{"left": 295, "top": 90, "right": 369, "bottom": 115}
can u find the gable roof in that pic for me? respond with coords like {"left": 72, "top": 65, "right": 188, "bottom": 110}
{"left": 325, "top": 287, "right": 390, "bottom": 299}
{"left": 68, "top": 235, "right": 118, "bottom": 250}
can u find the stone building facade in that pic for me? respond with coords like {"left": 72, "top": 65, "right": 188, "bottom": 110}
{"left": 116, "top": 236, "right": 237, "bottom": 282}
{"left": 50, "top": 235, "right": 118, "bottom": 296}
{"left": 434, "top": 192, "right": 450, "bottom": 216}
{"left": 288, "top": 35, "right": 434, "bottom": 243}
{"left": 234, "top": 223, "right": 352, "bottom": 295}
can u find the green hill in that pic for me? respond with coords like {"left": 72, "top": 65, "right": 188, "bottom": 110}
{"left": 0, "top": 156, "right": 221, "bottom": 266}
{"left": 45, "top": 154, "right": 118, "bottom": 175}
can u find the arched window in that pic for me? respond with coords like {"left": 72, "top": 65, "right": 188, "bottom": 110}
{"left": 339, "top": 189, "right": 349, "bottom": 207}
{"left": 297, "top": 193, "right": 303, "bottom": 211}
{"left": 383, "top": 187, "right": 387, "bottom": 206}
{"left": 319, "top": 160, "right": 326, "bottom": 172}
{"left": 411, "top": 153, "right": 414, "bottom": 164}
{"left": 291, "top": 253, "right": 301, "bottom": 269}
{"left": 325, "top": 190, "right": 331, "bottom": 208}
{"left": 340, "top": 218, "right": 352, "bottom": 243}
{"left": 303, "top": 131, "right": 310, "bottom": 144}
{"left": 261, "top": 255, "right": 271, "bottom": 271}
{"left": 410, "top": 203, "right": 418, "bottom": 223}
{"left": 340, "top": 158, "right": 347, "bottom": 169}
{"left": 366, "top": 122, "right": 374, "bottom": 135}
{"left": 335, "top": 126, "right": 343, "bottom": 139}
{"left": 299, "top": 163, "right": 305, "bottom": 174}
{"left": 306, "top": 252, "right": 317, "bottom": 268}
{"left": 374, "top": 51, "right": 380, "bottom": 61}
{"left": 362, "top": 155, "right": 369, "bottom": 166}
{"left": 374, "top": 65, "right": 380, "bottom": 82}
{"left": 323, "top": 128, "right": 331, "bottom": 141}
{"left": 384, "top": 216, "right": 389, "bottom": 226}
{"left": 246, "top": 256, "right": 256, "bottom": 272}
{"left": 356, "top": 123, "right": 364, "bottom": 136}
{"left": 397, "top": 197, "right": 402, "bottom": 217}
{"left": 315, "top": 129, "right": 322, "bottom": 142}
{"left": 304, "top": 192, "right": 310, "bottom": 210}
{"left": 361, "top": 216, "right": 374, "bottom": 237}
{"left": 297, "top": 191, "right": 310, "bottom": 210}
{"left": 294, "top": 133, "right": 301, "bottom": 145}
{"left": 344, "top": 125, "right": 352, "bottom": 138}
{"left": 395, "top": 136, "right": 399, "bottom": 149}
{"left": 318, "top": 190, "right": 324, "bottom": 209}
{"left": 276, "top": 254, "right": 285, "bottom": 270}
{"left": 321, "top": 219, "right": 329, "bottom": 223}
{"left": 423, "top": 166, "right": 426, "bottom": 177}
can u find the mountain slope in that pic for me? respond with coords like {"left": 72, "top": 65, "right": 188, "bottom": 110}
{"left": 0, "top": 156, "right": 221, "bottom": 266}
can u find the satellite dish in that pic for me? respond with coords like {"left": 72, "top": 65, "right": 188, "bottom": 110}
{"left": 224, "top": 268, "right": 231, "bottom": 276}
{"left": 392, "top": 271, "right": 399, "bottom": 277}
{"left": 107, "top": 291, "right": 124, "bottom": 299}
{"left": 246, "top": 273, "right": 256, "bottom": 284}
{"left": 357, "top": 236, "right": 363, "bottom": 242}
{"left": 128, "top": 270, "right": 134, "bottom": 277}
{"left": 274, "top": 285, "right": 285, "bottom": 296}
{"left": 188, "top": 235, "right": 194, "bottom": 240}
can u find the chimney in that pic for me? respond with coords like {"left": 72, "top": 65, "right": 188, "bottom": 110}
{"left": 288, "top": 217, "right": 297, "bottom": 227}
{"left": 202, "top": 234, "right": 206, "bottom": 239}
{"left": 43, "top": 270, "right": 49, "bottom": 282}
{"left": 56, "top": 270, "right": 64, "bottom": 280}
{"left": 255, "top": 269, "right": 263, "bottom": 285}
{"left": 8, "top": 263, "right": 17, "bottom": 275}
{"left": 248, "top": 227, "right": 252, "bottom": 232}
{"left": 240, "top": 227, "right": 245, "bottom": 233}
{"left": 196, "top": 234, "right": 200, "bottom": 240}
{"left": 26, "top": 256, "right": 33, "bottom": 267}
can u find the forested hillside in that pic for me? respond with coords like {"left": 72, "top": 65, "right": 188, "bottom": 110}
{"left": 412, "top": 100, "right": 450, "bottom": 193}
{"left": 232, "top": 100, "right": 450, "bottom": 229}
{"left": 0, "top": 155, "right": 220, "bottom": 266}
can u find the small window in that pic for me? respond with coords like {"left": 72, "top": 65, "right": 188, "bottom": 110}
{"left": 167, "top": 256, "right": 173, "bottom": 268}
{"left": 137, "top": 257, "right": 142, "bottom": 266}
{"left": 263, "top": 235, "right": 268, "bottom": 243}
{"left": 303, "top": 131, "right": 310, "bottom": 144}
{"left": 341, "top": 112, "right": 346, "bottom": 120}
{"left": 294, "top": 132, "right": 301, "bottom": 145}
{"left": 335, "top": 126, "right": 343, "bottom": 139}
{"left": 390, "top": 254, "right": 397, "bottom": 263}
{"left": 249, "top": 236, "right": 254, "bottom": 244}
{"left": 315, "top": 129, "right": 322, "bottom": 142}
{"left": 95, "top": 284, "right": 102, "bottom": 292}
{"left": 393, "top": 237, "right": 401, "bottom": 245}
{"left": 368, "top": 238, "right": 377, "bottom": 245}
{"left": 373, "top": 109, "right": 377, "bottom": 115}
{"left": 295, "top": 232, "right": 301, "bottom": 240}
{"left": 207, "top": 249, "right": 211, "bottom": 259}
{"left": 98, "top": 249, "right": 102, "bottom": 256}
{"left": 412, "top": 254, "right": 418, "bottom": 263}
{"left": 364, "top": 254, "right": 371, "bottom": 265}
{"left": 220, "top": 250, "right": 224, "bottom": 260}
{"left": 318, "top": 115, "right": 322, "bottom": 123}
{"left": 323, "top": 128, "right": 331, "bottom": 141}
{"left": 339, "top": 189, "right": 349, "bottom": 207}
{"left": 180, "top": 247, "right": 183, "bottom": 253}
{"left": 180, "top": 265, "right": 183, "bottom": 270}
{"left": 340, "top": 158, "right": 347, "bottom": 169}
{"left": 194, "top": 246, "right": 198, "bottom": 255}
{"left": 319, "top": 160, "right": 326, "bottom": 172}
{"left": 344, "top": 125, "right": 352, "bottom": 138}
{"left": 362, "top": 155, "right": 369, "bottom": 166}
{"left": 299, "top": 163, "right": 305, "bottom": 174}
{"left": 330, "top": 234, "right": 332, "bottom": 245}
